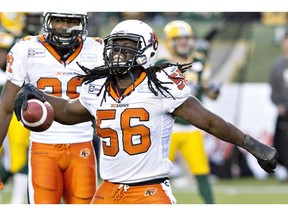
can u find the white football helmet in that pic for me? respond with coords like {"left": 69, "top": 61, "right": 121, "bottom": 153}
{"left": 103, "top": 19, "right": 159, "bottom": 75}
{"left": 42, "top": 12, "right": 88, "bottom": 49}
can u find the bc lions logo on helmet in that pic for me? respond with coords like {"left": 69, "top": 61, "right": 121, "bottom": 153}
{"left": 149, "top": 32, "right": 159, "bottom": 51}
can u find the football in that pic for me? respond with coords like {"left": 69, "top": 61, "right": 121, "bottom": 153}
{"left": 20, "top": 99, "right": 54, "bottom": 132}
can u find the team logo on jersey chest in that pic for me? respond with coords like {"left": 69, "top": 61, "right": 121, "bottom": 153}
{"left": 88, "top": 84, "right": 102, "bottom": 95}
{"left": 138, "top": 84, "right": 155, "bottom": 93}
{"left": 28, "top": 48, "right": 45, "bottom": 57}
{"left": 80, "top": 54, "right": 98, "bottom": 62}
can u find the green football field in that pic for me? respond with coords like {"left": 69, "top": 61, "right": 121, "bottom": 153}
{"left": 173, "top": 176, "right": 288, "bottom": 204}
{"left": 1, "top": 176, "right": 287, "bottom": 204}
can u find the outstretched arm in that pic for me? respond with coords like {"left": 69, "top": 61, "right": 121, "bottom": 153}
{"left": 173, "top": 96, "right": 245, "bottom": 143}
{"left": 173, "top": 96, "right": 278, "bottom": 173}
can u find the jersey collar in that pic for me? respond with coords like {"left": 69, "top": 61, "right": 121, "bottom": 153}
{"left": 37, "top": 35, "right": 83, "bottom": 65}
{"left": 108, "top": 71, "right": 147, "bottom": 102}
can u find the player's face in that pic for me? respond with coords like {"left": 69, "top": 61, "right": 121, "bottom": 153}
{"left": 50, "top": 17, "right": 81, "bottom": 37}
{"left": 109, "top": 39, "right": 138, "bottom": 64}
{"left": 173, "top": 36, "right": 195, "bottom": 56}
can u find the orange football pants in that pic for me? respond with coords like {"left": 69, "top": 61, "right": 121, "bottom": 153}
{"left": 28, "top": 141, "right": 97, "bottom": 204}
{"left": 91, "top": 179, "right": 176, "bottom": 204}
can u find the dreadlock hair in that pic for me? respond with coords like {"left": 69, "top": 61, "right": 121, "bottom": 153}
{"left": 76, "top": 61, "right": 192, "bottom": 105}
{"left": 145, "top": 62, "right": 192, "bottom": 98}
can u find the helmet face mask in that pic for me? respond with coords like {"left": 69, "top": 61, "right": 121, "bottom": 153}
{"left": 42, "top": 12, "right": 88, "bottom": 49}
{"left": 104, "top": 33, "right": 146, "bottom": 75}
{"left": 103, "top": 20, "right": 159, "bottom": 75}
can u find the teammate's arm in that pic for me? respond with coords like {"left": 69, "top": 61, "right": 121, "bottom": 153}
{"left": 0, "top": 80, "right": 21, "bottom": 148}
{"left": 173, "top": 95, "right": 278, "bottom": 173}
{"left": 0, "top": 80, "right": 21, "bottom": 190}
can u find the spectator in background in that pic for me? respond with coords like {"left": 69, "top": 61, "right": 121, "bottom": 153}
{"left": 269, "top": 32, "right": 288, "bottom": 181}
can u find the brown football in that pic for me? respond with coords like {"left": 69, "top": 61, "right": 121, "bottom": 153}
{"left": 20, "top": 99, "right": 54, "bottom": 132}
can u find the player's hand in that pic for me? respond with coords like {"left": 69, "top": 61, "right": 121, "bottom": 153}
{"left": 0, "top": 177, "right": 4, "bottom": 190}
{"left": 257, "top": 148, "right": 278, "bottom": 173}
{"left": 14, "top": 83, "right": 46, "bottom": 121}
{"left": 241, "top": 135, "right": 278, "bottom": 173}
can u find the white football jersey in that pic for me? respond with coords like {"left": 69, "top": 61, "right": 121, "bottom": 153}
{"left": 6, "top": 35, "right": 104, "bottom": 143}
{"left": 79, "top": 66, "right": 191, "bottom": 183}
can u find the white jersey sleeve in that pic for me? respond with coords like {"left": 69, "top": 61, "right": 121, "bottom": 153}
{"left": 6, "top": 37, "right": 30, "bottom": 87}
{"left": 156, "top": 66, "right": 191, "bottom": 113}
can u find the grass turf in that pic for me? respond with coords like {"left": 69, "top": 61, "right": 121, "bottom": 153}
{"left": 172, "top": 176, "right": 288, "bottom": 204}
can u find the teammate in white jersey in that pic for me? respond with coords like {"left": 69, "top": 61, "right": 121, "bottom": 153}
{"left": 14, "top": 19, "right": 278, "bottom": 204}
{"left": 0, "top": 12, "right": 104, "bottom": 204}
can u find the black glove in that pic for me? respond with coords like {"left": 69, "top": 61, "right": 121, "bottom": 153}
{"left": 240, "top": 134, "right": 278, "bottom": 173}
{"left": 14, "top": 83, "right": 46, "bottom": 121}
{"left": 257, "top": 153, "right": 278, "bottom": 173}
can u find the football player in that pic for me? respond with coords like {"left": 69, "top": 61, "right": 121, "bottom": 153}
{"left": 14, "top": 19, "right": 278, "bottom": 204}
{"left": 156, "top": 20, "right": 220, "bottom": 204}
{"left": 0, "top": 12, "right": 104, "bottom": 204}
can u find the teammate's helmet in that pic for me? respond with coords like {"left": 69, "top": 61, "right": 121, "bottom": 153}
{"left": 0, "top": 12, "right": 25, "bottom": 36}
{"left": 42, "top": 12, "right": 88, "bottom": 49}
{"left": 164, "top": 20, "right": 195, "bottom": 57}
{"left": 103, "top": 19, "right": 159, "bottom": 75}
